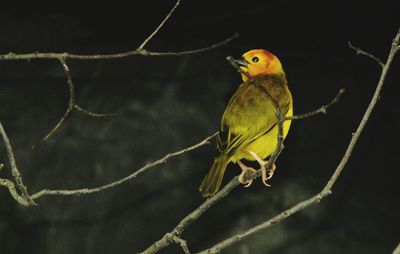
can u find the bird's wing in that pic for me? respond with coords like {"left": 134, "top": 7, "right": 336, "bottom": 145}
{"left": 217, "top": 76, "right": 290, "bottom": 155}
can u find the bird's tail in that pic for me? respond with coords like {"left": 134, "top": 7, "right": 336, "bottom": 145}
{"left": 199, "top": 155, "right": 230, "bottom": 197}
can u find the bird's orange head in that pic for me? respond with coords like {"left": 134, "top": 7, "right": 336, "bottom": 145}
{"left": 234, "top": 49, "right": 284, "bottom": 81}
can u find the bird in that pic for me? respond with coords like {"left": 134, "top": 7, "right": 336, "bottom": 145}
{"left": 199, "top": 49, "right": 293, "bottom": 198}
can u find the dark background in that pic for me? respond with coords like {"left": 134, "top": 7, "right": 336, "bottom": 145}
{"left": 0, "top": 0, "right": 399, "bottom": 253}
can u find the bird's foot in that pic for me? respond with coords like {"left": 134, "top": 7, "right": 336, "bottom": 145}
{"left": 248, "top": 151, "right": 276, "bottom": 187}
{"left": 237, "top": 160, "right": 257, "bottom": 187}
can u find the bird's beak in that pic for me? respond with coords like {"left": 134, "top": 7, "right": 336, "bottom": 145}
{"left": 233, "top": 58, "right": 248, "bottom": 67}
{"left": 233, "top": 58, "right": 250, "bottom": 81}
{"left": 226, "top": 56, "right": 250, "bottom": 81}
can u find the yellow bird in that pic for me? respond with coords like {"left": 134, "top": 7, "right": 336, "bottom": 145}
{"left": 199, "top": 49, "right": 293, "bottom": 197}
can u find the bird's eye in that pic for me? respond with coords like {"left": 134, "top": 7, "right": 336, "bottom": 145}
{"left": 252, "top": 57, "right": 259, "bottom": 62}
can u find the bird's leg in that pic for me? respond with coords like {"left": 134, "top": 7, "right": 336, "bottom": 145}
{"left": 237, "top": 160, "right": 257, "bottom": 187}
{"left": 248, "top": 151, "right": 276, "bottom": 186}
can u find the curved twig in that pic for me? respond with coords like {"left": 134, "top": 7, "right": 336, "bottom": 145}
{"left": 74, "top": 105, "right": 118, "bottom": 117}
{"left": 137, "top": 0, "right": 182, "bottom": 50}
{"left": 348, "top": 41, "right": 385, "bottom": 67}
{"left": 30, "top": 133, "right": 217, "bottom": 200}
{"left": 0, "top": 120, "right": 216, "bottom": 205}
{"left": 286, "top": 88, "right": 345, "bottom": 120}
{"left": 0, "top": 123, "right": 35, "bottom": 206}
{"left": 39, "top": 59, "right": 116, "bottom": 143}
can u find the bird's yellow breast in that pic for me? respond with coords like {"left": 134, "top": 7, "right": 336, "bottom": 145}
{"left": 230, "top": 90, "right": 293, "bottom": 162}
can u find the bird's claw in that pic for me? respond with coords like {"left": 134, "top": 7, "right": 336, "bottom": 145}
{"left": 248, "top": 151, "right": 276, "bottom": 187}
{"left": 237, "top": 160, "right": 257, "bottom": 188}
{"left": 261, "top": 164, "right": 276, "bottom": 186}
{"left": 243, "top": 179, "right": 253, "bottom": 188}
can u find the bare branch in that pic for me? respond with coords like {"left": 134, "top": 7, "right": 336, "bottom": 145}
{"left": 39, "top": 59, "right": 117, "bottom": 143}
{"left": 137, "top": 0, "right": 181, "bottom": 50}
{"left": 1, "top": 116, "right": 216, "bottom": 204}
{"left": 348, "top": 41, "right": 385, "bottom": 67}
{"left": 40, "top": 58, "right": 75, "bottom": 142}
{"left": 74, "top": 105, "right": 118, "bottom": 117}
{"left": 0, "top": 122, "right": 36, "bottom": 206}
{"left": 286, "top": 88, "right": 345, "bottom": 120}
{"left": 198, "top": 28, "right": 400, "bottom": 254}
{"left": 0, "top": 34, "right": 238, "bottom": 61}
{"left": 59, "top": 58, "right": 75, "bottom": 108}
{"left": 197, "top": 193, "right": 326, "bottom": 254}
{"left": 0, "top": 178, "right": 29, "bottom": 206}
{"left": 322, "top": 28, "right": 400, "bottom": 192}
{"left": 40, "top": 106, "right": 73, "bottom": 143}
{"left": 30, "top": 133, "right": 217, "bottom": 200}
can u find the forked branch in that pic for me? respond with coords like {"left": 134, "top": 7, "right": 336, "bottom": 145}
{"left": 39, "top": 58, "right": 117, "bottom": 143}
{"left": 0, "top": 123, "right": 35, "bottom": 206}
{"left": 0, "top": 123, "right": 216, "bottom": 205}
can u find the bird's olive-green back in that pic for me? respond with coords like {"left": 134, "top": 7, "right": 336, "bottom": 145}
{"left": 217, "top": 74, "right": 291, "bottom": 155}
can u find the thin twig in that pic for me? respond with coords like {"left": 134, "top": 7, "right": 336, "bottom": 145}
{"left": 140, "top": 88, "right": 344, "bottom": 254}
{"left": 137, "top": 0, "right": 181, "bottom": 50}
{"left": 30, "top": 133, "right": 217, "bottom": 200}
{"left": 0, "top": 122, "right": 36, "bottom": 206}
{"left": 60, "top": 58, "right": 75, "bottom": 108}
{"left": 1, "top": 121, "right": 216, "bottom": 204}
{"left": 0, "top": 34, "right": 238, "bottom": 61}
{"left": 348, "top": 41, "right": 385, "bottom": 67}
{"left": 41, "top": 106, "right": 73, "bottom": 143}
{"left": 74, "top": 105, "right": 119, "bottom": 117}
{"left": 322, "top": 28, "right": 399, "bottom": 193}
{"left": 287, "top": 88, "right": 345, "bottom": 120}
{"left": 0, "top": 178, "right": 29, "bottom": 206}
{"left": 41, "top": 58, "right": 75, "bottom": 142}
{"left": 40, "top": 59, "right": 117, "bottom": 143}
{"left": 198, "top": 28, "right": 400, "bottom": 254}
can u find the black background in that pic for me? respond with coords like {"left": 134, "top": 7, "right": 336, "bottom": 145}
{"left": 0, "top": 1, "right": 399, "bottom": 253}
